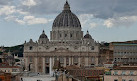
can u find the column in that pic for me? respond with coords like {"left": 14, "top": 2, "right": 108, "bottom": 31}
{"left": 69, "top": 57, "right": 71, "bottom": 65}
{"left": 78, "top": 57, "right": 81, "bottom": 67}
{"left": 64, "top": 57, "right": 66, "bottom": 67}
{"left": 24, "top": 57, "right": 28, "bottom": 71}
{"left": 52, "top": 57, "right": 54, "bottom": 67}
{"left": 35, "top": 57, "right": 38, "bottom": 72}
{"left": 43, "top": 57, "right": 45, "bottom": 74}
{"left": 50, "top": 57, "right": 53, "bottom": 76}
{"left": 85, "top": 57, "right": 89, "bottom": 66}
{"left": 95, "top": 57, "right": 98, "bottom": 66}
{"left": 72, "top": 57, "right": 74, "bottom": 65}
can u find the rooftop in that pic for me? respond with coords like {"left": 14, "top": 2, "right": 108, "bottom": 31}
{"left": 114, "top": 66, "right": 137, "bottom": 70}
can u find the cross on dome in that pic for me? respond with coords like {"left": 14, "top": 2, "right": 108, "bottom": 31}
{"left": 87, "top": 30, "right": 89, "bottom": 34}
{"left": 42, "top": 30, "right": 45, "bottom": 34}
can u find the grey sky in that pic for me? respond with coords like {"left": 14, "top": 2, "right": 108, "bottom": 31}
{"left": 18, "top": 0, "right": 137, "bottom": 19}
{"left": 0, "top": 0, "right": 137, "bottom": 46}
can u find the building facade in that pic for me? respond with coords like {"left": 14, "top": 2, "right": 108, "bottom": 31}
{"left": 109, "top": 41, "right": 137, "bottom": 65}
{"left": 104, "top": 66, "right": 137, "bottom": 81}
{"left": 0, "top": 71, "right": 11, "bottom": 81}
{"left": 0, "top": 63, "right": 21, "bottom": 75}
{"left": 24, "top": 1, "right": 99, "bottom": 75}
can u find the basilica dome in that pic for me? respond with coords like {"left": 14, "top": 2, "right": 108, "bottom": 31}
{"left": 52, "top": 1, "right": 81, "bottom": 28}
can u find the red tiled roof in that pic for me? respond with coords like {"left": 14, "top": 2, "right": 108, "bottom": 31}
{"left": 0, "top": 63, "right": 20, "bottom": 68}
{"left": 67, "top": 69, "right": 104, "bottom": 77}
{"left": 111, "top": 40, "right": 137, "bottom": 44}
{"left": 0, "top": 66, "right": 20, "bottom": 68}
{"left": 65, "top": 65, "right": 80, "bottom": 70}
{"left": 114, "top": 66, "right": 137, "bottom": 70}
{"left": 104, "top": 62, "right": 113, "bottom": 64}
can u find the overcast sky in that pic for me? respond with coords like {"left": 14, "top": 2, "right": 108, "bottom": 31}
{"left": 0, "top": 0, "right": 137, "bottom": 46}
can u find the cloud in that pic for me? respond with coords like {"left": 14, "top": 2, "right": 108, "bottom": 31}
{"left": 0, "top": 6, "right": 16, "bottom": 15}
{"left": 104, "top": 16, "right": 137, "bottom": 28}
{"left": 22, "top": 0, "right": 37, "bottom": 7}
{"left": 79, "top": 14, "right": 98, "bottom": 29}
{"left": 14, "top": 16, "right": 52, "bottom": 25}
{"left": 17, "top": 0, "right": 137, "bottom": 20}
{"left": 1, "top": 0, "right": 137, "bottom": 19}
{"left": 15, "top": 19, "right": 25, "bottom": 24}
{"left": 0, "top": 5, "right": 29, "bottom": 16}
{"left": 1, "top": 0, "right": 137, "bottom": 28}
{"left": 0, "top": 0, "right": 13, "bottom": 5}
{"left": 23, "top": 16, "right": 48, "bottom": 25}
{"left": 79, "top": 14, "right": 94, "bottom": 27}
{"left": 4, "top": 15, "right": 16, "bottom": 21}
{"left": 90, "top": 23, "right": 98, "bottom": 29}
{"left": 4, "top": 15, "right": 52, "bottom": 25}
{"left": 16, "top": 10, "right": 29, "bottom": 15}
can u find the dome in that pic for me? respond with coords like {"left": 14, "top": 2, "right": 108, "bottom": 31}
{"left": 84, "top": 31, "right": 92, "bottom": 39}
{"left": 39, "top": 30, "right": 48, "bottom": 39}
{"left": 52, "top": 1, "right": 81, "bottom": 28}
{"left": 84, "top": 34, "right": 92, "bottom": 39}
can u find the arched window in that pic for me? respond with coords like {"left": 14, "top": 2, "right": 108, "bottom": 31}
{"left": 91, "top": 46, "right": 94, "bottom": 50}
{"left": 74, "top": 57, "right": 78, "bottom": 63}
{"left": 29, "top": 46, "right": 33, "bottom": 50}
{"left": 65, "top": 34, "right": 67, "bottom": 37}
{"left": 70, "top": 34, "right": 73, "bottom": 37}
{"left": 59, "top": 57, "right": 64, "bottom": 63}
{"left": 60, "top": 34, "right": 62, "bottom": 37}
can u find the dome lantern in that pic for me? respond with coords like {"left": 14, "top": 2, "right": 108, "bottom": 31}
{"left": 39, "top": 30, "right": 48, "bottom": 39}
{"left": 84, "top": 30, "right": 92, "bottom": 39}
{"left": 64, "top": 0, "right": 70, "bottom": 11}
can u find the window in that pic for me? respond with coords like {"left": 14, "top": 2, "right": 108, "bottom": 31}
{"left": 129, "top": 80, "right": 134, "bottom": 81}
{"left": 30, "top": 57, "right": 32, "bottom": 62}
{"left": 122, "top": 71, "right": 126, "bottom": 75}
{"left": 60, "top": 34, "right": 62, "bottom": 37}
{"left": 122, "top": 79, "right": 126, "bottom": 81}
{"left": 65, "top": 34, "right": 67, "bottom": 37}
{"left": 54, "top": 57, "right": 57, "bottom": 61}
{"left": 91, "top": 46, "right": 94, "bottom": 50}
{"left": 21, "top": 78, "right": 23, "bottom": 81}
{"left": 46, "top": 46, "right": 49, "bottom": 49}
{"left": 37, "top": 80, "right": 42, "bottom": 81}
{"left": 74, "top": 57, "right": 78, "bottom": 63}
{"left": 59, "top": 57, "right": 64, "bottom": 63}
{"left": 29, "top": 46, "right": 33, "bottom": 50}
{"left": 91, "top": 57, "right": 95, "bottom": 62}
{"left": 12, "top": 69, "right": 17, "bottom": 72}
{"left": 114, "top": 79, "right": 118, "bottom": 81}
{"left": 70, "top": 34, "right": 73, "bottom": 37}
{"left": 130, "top": 71, "right": 134, "bottom": 75}
{"left": 66, "top": 57, "right": 69, "bottom": 65}
{"left": 45, "top": 57, "right": 49, "bottom": 63}
{"left": 74, "top": 46, "right": 77, "bottom": 49}
{"left": 114, "top": 71, "right": 118, "bottom": 75}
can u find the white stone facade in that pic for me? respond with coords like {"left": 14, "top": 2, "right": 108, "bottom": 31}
{"left": 23, "top": 1, "right": 99, "bottom": 75}
{"left": 21, "top": 75, "right": 55, "bottom": 81}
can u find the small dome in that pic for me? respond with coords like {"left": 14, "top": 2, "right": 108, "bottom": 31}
{"left": 39, "top": 30, "right": 48, "bottom": 39}
{"left": 84, "top": 31, "right": 92, "bottom": 39}
{"left": 52, "top": 1, "right": 81, "bottom": 28}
